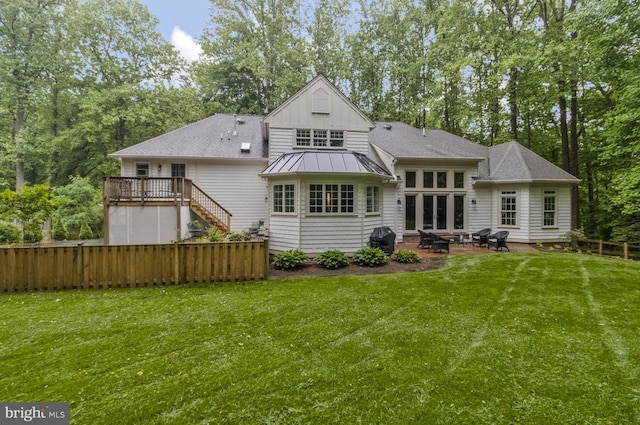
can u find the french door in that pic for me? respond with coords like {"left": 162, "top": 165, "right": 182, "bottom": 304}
{"left": 423, "top": 195, "right": 448, "bottom": 230}
{"left": 405, "top": 193, "right": 465, "bottom": 232}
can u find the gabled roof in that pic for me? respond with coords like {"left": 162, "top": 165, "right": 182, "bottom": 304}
{"left": 260, "top": 150, "right": 392, "bottom": 178}
{"left": 370, "top": 121, "right": 487, "bottom": 160}
{"left": 109, "top": 114, "right": 267, "bottom": 160}
{"left": 262, "top": 75, "right": 375, "bottom": 129}
{"left": 478, "top": 141, "right": 580, "bottom": 183}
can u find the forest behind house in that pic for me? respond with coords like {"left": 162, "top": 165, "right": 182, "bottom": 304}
{"left": 1, "top": 0, "right": 638, "bottom": 243}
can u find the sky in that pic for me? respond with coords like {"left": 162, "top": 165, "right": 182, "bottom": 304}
{"left": 138, "top": 0, "right": 211, "bottom": 62}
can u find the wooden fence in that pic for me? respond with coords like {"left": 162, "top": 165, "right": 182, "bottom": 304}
{"left": 577, "top": 239, "right": 640, "bottom": 260}
{"left": 0, "top": 241, "right": 269, "bottom": 292}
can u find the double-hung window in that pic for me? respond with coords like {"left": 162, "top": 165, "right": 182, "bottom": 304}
{"left": 296, "top": 129, "right": 311, "bottom": 146}
{"left": 366, "top": 186, "right": 380, "bottom": 213}
{"left": 501, "top": 191, "right": 517, "bottom": 226}
{"left": 273, "top": 184, "right": 295, "bottom": 213}
{"left": 543, "top": 190, "right": 556, "bottom": 227}
{"left": 136, "top": 163, "right": 149, "bottom": 177}
{"left": 309, "top": 184, "right": 354, "bottom": 213}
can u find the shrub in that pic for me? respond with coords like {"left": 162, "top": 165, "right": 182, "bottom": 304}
{"left": 353, "top": 247, "right": 387, "bottom": 267}
{"left": 393, "top": 249, "right": 420, "bottom": 264}
{"left": 273, "top": 249, "right": 308, "bottom": 271}
{"left": 23, "top": 222, "right": 43, "bottom": 243}
{"left": 79, "top": 221, "right": 93, "bottom": 239}
{"left": 52, "top": 218, "right": 69, "bottom": 241}
{"left": 227, "top": 232, "right": 251, "bottom": 242}
{"left": 316, "top": 249, "right": 349, "bottom": 269}
{"left": 203, "top": 226, "right": 226, "bottom": 242}
{"left": 0, "top": 221, "right": 21, "bottom": 245}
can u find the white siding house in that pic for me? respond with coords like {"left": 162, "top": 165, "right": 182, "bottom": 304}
{"left": 106, "top": 75, "right": 579, "bottom": 250}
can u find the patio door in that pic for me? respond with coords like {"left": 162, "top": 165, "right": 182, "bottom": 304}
{"left": 423, "top": 195, "right": 447, "bottom": 230}
{"left": 171, "top": 163, "right": 186, "bottom": 193}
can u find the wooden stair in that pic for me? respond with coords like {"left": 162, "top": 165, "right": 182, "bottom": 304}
{"left": 189, "top": 183, "right": 232, "bottom": 233}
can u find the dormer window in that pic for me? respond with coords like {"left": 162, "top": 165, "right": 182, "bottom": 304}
{"left": 296, "top": 129, "right": 344, "bottom": 148}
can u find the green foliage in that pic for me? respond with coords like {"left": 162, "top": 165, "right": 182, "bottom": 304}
{"left": 0, "top": 221, "right": 21, "bottom": 244}
{"left": 52, "top": 176, "right": 102, "bottom": 236}
{"left": 393, "top": 249, "right": 420, "bottom": 264}
{"left": 316, "top": 249, "right": 349, "bottom": 269}
{"left": 0, "top": 185, "right": 64, "bottom": 242}
{"left": 23, "top": 222, "right": 43, "bottom": 243}
{"left": 79, "top": 221, "right": 93, "bottom": 240}
{"left": 226, "top": 232, "right": 251, "bottom": 242}
{"left": 202, "top": 226, "right": 226, "bottom": 242}
{"left": 353, "top": 247, "right": 387, "bottom": 267}
{"left": 565, "top": 229, "right": 586, "bottom": 249}
{"left": 51, "top": 218, "right": 69, "bottom": 241}
{"left": 272, "top": 249, "right": 308, "bottom": 271}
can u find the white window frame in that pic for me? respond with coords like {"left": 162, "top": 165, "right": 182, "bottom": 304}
{"left": 273, "top": 183, "right": 296, "bottom": 214}
{"left": 500, "top": 191, "right": 518, "bottom": 227}
{"left": 543, "top": 190, "right": 557, "bottom": 228}
{"left": 295, "top": 129, "right": 344, "bottom": 148}
{"left": 135, "top": 163, "right": 149, "bottom": 177}
{"left": 366, "top": 186, "right": 380, "bottom": 214}
{"left": 308, "top": 183, "right": 354, "bottom": 214}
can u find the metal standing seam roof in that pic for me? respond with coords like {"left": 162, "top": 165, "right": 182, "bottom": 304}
{"left": 261, "top": 150, "right": 393, "bottom": 178}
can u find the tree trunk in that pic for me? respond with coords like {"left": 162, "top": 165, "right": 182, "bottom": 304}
{"left": 570, "top": 83, "right": 580, "bottom": 229}
{"left": 508, "top": 67, "right": 518, "bottom": 142}
{"left": 15, "top": 108, "right": 25, "bottom": 188}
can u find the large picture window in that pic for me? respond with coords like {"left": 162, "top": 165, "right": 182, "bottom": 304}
{"left": 273, "top": 184, "right": 295, "bottom": 213}
{"left": 309, "top": 184, "right": 354, "bottom": 213}
{"left": 543, "top": 190, "right": 556, "bottom": 227}
{"left": 501, "top": 191, "right": 517, "bottom": 226}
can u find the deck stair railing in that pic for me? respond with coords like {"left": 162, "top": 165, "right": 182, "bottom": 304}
{"left": 190, "top": 183, "right": 231, "bottom": 233}
{"left": 103, "top": 177, "right": 231, "bottom": 233}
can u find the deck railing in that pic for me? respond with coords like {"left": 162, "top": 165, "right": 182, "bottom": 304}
{"left": 103, "top": 177, "right": 190, "bottom": 203}
{"left": 103, "top": 177, "right": 231, "bottom": 232}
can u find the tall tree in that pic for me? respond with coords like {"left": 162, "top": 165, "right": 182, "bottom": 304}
{"left": 198, "top": 0, "right": 310, "bottom": 113}
{"left": 0, "top": 0, "right": 76, "bottom": 188}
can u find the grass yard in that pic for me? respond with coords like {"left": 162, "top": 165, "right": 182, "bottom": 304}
{"left": 1, "top": 253, "right": 639, "bottom": 424}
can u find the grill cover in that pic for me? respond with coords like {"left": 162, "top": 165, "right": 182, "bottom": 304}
{"left": 369, "top": 226, "right": 396, "bottom": 254}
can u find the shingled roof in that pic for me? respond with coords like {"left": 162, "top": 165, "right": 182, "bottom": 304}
{"left": 369, "top": 121, "right": 487, "bottom": 160}
{"left": 109, "top": 114, "right": 267, "bottom": 160}
{"left": 479, "top": 142, "right": 580, "bottom": 183}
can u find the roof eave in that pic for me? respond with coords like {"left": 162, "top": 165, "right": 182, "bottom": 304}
{"left": 473, "top": 178, "right": 581, "bottom": 185}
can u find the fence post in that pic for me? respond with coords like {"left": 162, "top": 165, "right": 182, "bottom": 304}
{"left": 624, "top": 242, "right": 629, "bottom": 260}
{"left": 174, "top": 241, "right": 180, "bottom": 284}
{"left": 77, "top": 243, "right": 84, "bottom": 288}
{"left": 599, "top": 240, "right": 603, "bottom": 256}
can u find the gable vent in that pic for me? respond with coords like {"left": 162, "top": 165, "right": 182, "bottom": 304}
{"left": 312, "top": 88, "right": 330, "bottom": 114}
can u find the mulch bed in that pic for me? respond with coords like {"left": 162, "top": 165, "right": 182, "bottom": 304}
{"left": 268, "top": 257, "right": 446, "bottom": 279}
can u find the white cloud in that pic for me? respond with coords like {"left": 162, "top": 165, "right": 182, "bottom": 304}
{"left": 171, "top": 26, "right": 202, "bottom": 63}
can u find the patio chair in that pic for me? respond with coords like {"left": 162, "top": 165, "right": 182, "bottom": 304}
{"left": 429, "top": 233, "right": 451, "bottom": 253}
{"left": 417, "top": 229, "right": 433, "bottom": 250}
{"left": 487, "top": 231, "right": 510, "bottom": 251}
{"left": 471, "top": 228, "right": 491, "bottom": 247}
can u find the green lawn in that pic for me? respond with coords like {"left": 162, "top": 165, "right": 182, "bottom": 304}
{"left": 1, "top": 253, "right": 639, "bottom": 424}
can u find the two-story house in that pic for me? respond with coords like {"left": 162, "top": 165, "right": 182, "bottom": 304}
{"left": 105, "top": 75, "right": 579, "bottom": 253}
